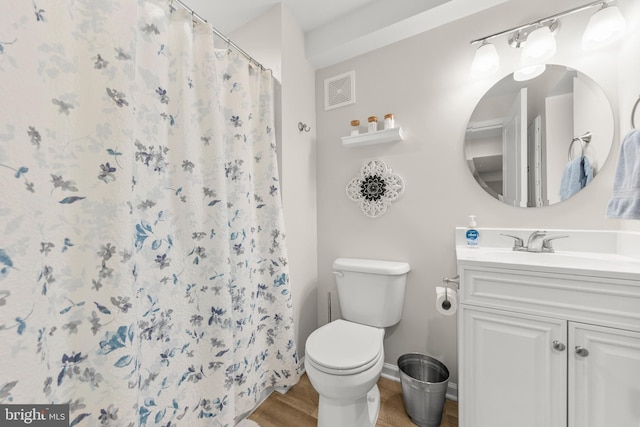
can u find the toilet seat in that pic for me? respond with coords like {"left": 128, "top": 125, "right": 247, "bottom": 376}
{"left": 306, "top": 319, "right": 383, "bottom": 375}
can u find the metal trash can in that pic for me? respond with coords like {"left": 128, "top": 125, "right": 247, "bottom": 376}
{"left": 397, "top": 353, "right": 450, "bottom": 427}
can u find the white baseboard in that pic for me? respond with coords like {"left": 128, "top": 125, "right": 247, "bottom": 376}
{"left": 381, "top": 362, "right": 458, "bottom": 402}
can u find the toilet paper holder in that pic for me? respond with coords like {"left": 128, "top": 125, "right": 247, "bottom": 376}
{"left": 441, "top": 275, "right": 459, "bottom": 310}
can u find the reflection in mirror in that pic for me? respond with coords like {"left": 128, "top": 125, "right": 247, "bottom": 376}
{"left": 465, "top": 65, "right": 614, "bottom": 207}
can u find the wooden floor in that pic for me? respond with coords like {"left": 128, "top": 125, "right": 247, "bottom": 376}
{"left": 248, "top": 373, "right": 458, "bottom": 427}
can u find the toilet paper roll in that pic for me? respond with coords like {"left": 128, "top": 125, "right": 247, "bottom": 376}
{"left": 435, "top": 286, "right": 458, "bottom": 316}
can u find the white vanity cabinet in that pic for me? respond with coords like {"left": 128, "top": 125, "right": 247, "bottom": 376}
{"left": 569, "top": 322, "right": 640, "bottom": 427}
{"left": 461, "top": 306, "right": 567, "bottom": 427}
{"left": 457, "top": 262, "right": 640, "bottom": 427}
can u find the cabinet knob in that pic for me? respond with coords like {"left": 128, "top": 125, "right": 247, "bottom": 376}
{"left": 552, "top": 340, "right": 566, "bottom": 351}
{"left": 575, "top": 346, "right": 590, "bottom": 357}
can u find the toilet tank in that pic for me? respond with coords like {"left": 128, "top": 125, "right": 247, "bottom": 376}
{"left": 333, "top": 258, "right": 410, "bottom": 328}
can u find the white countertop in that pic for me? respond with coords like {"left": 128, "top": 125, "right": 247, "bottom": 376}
{"left": 456, "top": 246, "right": 640, "bottom": 280}
{"left": 455, "top": 228, "right": 640, "bottom": 281}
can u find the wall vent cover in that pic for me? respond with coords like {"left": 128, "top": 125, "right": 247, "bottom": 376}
{"left": 324, "top": 71, "right": 355, "bottom": 110}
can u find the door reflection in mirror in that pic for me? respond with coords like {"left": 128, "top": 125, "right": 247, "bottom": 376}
{"left": 465, "top": 65, "right": 614, "bottom": 207}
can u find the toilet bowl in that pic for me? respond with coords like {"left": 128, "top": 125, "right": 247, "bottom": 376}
{"left": 305, "top": 319, "right": 385, "bottom": 427}
{"left": 305, "top": 258, "right": 410, "bottom": 427}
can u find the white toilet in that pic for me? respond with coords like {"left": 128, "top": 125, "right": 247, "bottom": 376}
{"left": 305, "top": 258, "right": 410, "bottom": 427}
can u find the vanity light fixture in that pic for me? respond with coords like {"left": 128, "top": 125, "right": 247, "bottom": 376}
{"left": 469, "top": 0, "right": 626, "bottom": 78}
{"left": 520, "top": 24, "right": 557, "bottom": 65}
{"left": 470, "top": 41, "right": 500, "bottom": 78}
{"left": 582, "top": 4, "right": 626, "bottom": 50}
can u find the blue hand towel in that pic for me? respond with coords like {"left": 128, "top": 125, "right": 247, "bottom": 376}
{"left": 606, "top": 129, "right": 640, "bottom": 219}
{"left": 560, "top": 156, "right": 592, "bottom": 201}
{"left": 581, "top": 155, "right": 593, "bottom": 189}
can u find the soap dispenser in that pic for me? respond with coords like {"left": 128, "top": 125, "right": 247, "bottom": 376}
{"left": 466, "top": 215, "right": 480, "bottom": 248}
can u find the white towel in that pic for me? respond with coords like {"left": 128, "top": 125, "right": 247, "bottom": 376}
{"left": 606, "top": 129, "right": 640, "bottom": 219}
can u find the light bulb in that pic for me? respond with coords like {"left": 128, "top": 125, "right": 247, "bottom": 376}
{"left": 521, "top": 25, "right": 556, "bottom": 65}
{"left": 470, "top": 42, "right": 500, "bottom": 78}
{"left": 582, "top": 5, "right": 626, "bottom": 51}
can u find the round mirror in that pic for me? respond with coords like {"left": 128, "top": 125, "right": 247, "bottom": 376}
{"left": 465, "top": 65, "right": 614, "bottom": 207}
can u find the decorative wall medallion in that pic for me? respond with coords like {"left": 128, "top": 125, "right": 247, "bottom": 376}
{"left": 346, "top": 160, "right": 405, "bottom": 218}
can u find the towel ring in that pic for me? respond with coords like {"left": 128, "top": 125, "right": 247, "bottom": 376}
{"left": 632, "top": 95, "right": 640, "bottom": 129}
{"left": 568, "top": 132, "right": 592, "bottom": 161}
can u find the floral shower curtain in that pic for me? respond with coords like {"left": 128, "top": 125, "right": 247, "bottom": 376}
{"left": 0, "top": 1, "right": 300, "bottom": 426}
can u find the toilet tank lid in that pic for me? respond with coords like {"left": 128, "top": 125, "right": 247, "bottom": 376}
{"left": 333, "top": 258, "right": 410, "bottom": 275}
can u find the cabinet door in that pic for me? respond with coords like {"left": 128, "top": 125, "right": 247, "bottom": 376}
{"left": 460, "top": 306, "right": 567, "bottom": 427}
{"left": 569, "top": 323, "right": 640, "bottom": 427}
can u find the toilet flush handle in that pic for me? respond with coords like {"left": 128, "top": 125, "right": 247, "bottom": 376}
{"left": 333, "top": 271, "right": 344, "bottom": 278}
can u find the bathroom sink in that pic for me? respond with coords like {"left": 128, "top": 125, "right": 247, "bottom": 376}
{"left": 456, "top": 246, "right": 640, "bottom": 280}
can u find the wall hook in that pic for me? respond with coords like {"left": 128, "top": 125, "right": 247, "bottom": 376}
{"left": 298, "top": 122, "right": 311, "bottom": 133}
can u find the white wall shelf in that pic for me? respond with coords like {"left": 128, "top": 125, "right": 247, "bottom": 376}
{"left": 341, "top": 127, "right": 404, "bottom": 148}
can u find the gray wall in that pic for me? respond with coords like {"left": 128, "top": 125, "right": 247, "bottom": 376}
{"left": 315, "top": 0, "right": 640, "bottom": 384}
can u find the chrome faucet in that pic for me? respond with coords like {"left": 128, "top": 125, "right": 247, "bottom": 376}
{"left": 501, "top": 231, "right": 569, "bottom": 253}
{"left": 526, "top": 230, "right": 547, "bottom": 252}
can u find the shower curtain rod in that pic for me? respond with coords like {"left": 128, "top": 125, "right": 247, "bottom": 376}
{"left": 171, "top": 0, "right": 269, "bottom": 71}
